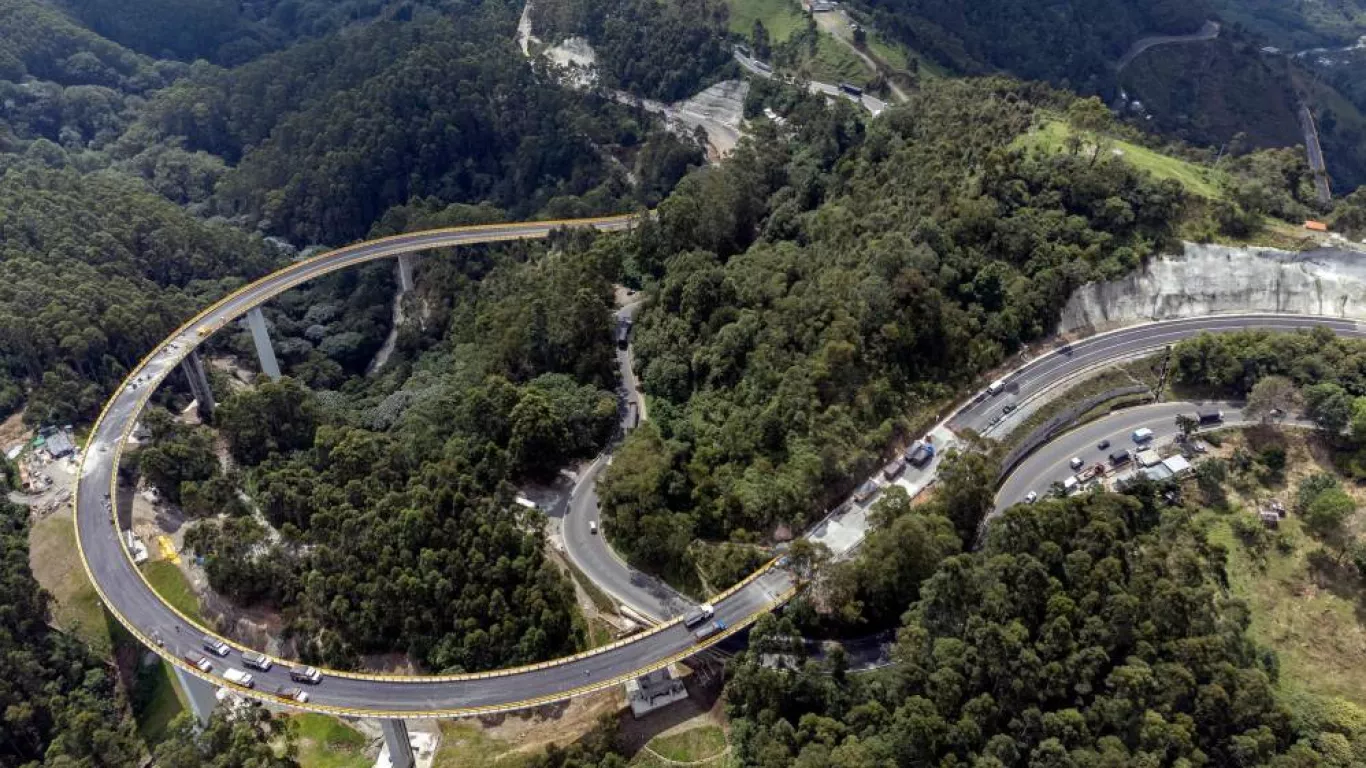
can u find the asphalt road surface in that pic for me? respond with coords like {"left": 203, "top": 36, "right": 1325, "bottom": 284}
{"left": 1116, "top": 20, "right": 1220, "bottom": 72}
{"left": 995, "top": 401, "right": 1238, "bottom": 511}
{"left": 76, "top": 214, "right": 798, "bottom": 717}
{"left": 733, "top": 50, "right": 887, "bottom": 115}
{"left": 952, "top": 314, "right": 1363, "bottom": 436}
{"left": 559, "top": 297, "right": 695, "bottom": 622}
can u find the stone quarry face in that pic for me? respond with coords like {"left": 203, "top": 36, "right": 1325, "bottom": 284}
{"left": 1058, "top": 243, "right": 1366, "bottom": 334}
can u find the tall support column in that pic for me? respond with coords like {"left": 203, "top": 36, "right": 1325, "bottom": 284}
{"left": 397, "top": 253, "right": 415, "bottom": 292}
{"left": 245, "top": 307, "right": 282, "bottom": 381}
{"left": 180, "top": 349, "right": 215, "bottom": 417}
{"left": 172, "top": 665, "right": 218, "bottom": 726}
{"left": 380, "top": 719, "right": 415, "bottom": 768}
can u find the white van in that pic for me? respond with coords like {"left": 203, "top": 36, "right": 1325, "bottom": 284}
{"left": 223, "top": 668, "right": 255, "bottom": 688}
{"left": 1132, "top": 427, "right": 1154, "bottom": 443}
{"left": 986, "top": 379, "right": 1006, "bottom": 396}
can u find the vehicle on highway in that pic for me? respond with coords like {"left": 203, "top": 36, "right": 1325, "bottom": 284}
{"left": 1002, "top": 402, "right": 1017, "bottom": 414}
{"left": 1069, "top": 457, "right": 1084, "bottom": 470}
{"left": 1062, "top": 476, "right": 1080, "bottom": 495}
{"left": 838, "top": 82, "right": 863, "bottom": 97}
{"left": 203, "top": 636, "right": 230, "bottom": 656}
{"left": 905, "top": 441, "right": 935, "bottom": 468}
{"left": 682, "top": 604, "right": 715, "bottom": 629}
{"left": 223, "top": 668, "right": 255, "bottom": 688}
{"left": 290, "top": 666, "right": 323, "bottom": 684}
{"left": 986, "top": 379, "right": 1006, "bottom": 396}
{"left": 275, "top": 685, "right": 310, "bottom": 703}
{"left": 1196, "top": 408, "right": 1223, "bottom": 425}
{"left": 882, "top": 457, "right": 907, "bottom": 480}
{"left": 1110, "top": 450, "right": 1132, "bottom": 466}
{"left": 1024, "top": 491, "right": 1038, "bottom": 504}
{"left": 853, "top": 480, "right": 879, "bottom": 504}
{"left": 1097, "top": 439, "right": 1110, "bottom": 450}
{"left": 1132, "top": 427, "right": 1154, "bottom": 443}
{"left": 693, "top": 619, "right": 728, "bottom": 642}
{"left": 183, "top": 651, "right": 213, "bottom": 672}
{"left": 589, "top": 520, "right": 598, "bottom": 534}
{"left": 241, "top": 650, "right": 272, "bottom": 671}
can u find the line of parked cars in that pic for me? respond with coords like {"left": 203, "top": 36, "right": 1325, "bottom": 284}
{"left": 1022, "top": 409, "right": 1223, "bottom": 503}
{"left": 181, "top": 634, "right": 323, "bottom": 704}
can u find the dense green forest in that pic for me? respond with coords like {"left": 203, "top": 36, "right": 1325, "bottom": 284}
{"left": 724, "top": 485, "right": 1365, "bottom": 766}
{"left": 599, "top": 77, "right": 1185, "bottom": 579}
{"left": 0, "top": 163, "right": 280, "bottom": 425}
{"left": 175, "top": 239, "right": 622, "bottom": 670}
{"left": 5, "top": 0, "right": 1366, "bottom": 762}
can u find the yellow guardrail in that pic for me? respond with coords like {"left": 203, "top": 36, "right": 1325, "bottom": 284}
{"left": 72, "top": 212, "right": 806, "bottom": 715}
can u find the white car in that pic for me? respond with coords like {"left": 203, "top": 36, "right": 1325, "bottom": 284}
{"left": 1024, "top": 491, "right": 1038, "bottom": 504}
{"left": 1069, "top": 457, "right": 1084, "bottom": 470}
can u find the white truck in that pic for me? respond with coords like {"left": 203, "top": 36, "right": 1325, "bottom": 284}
{"left": 241, "top": 650, "right": 272, "bottom": 672}
{"left": 290, "top": 666, "right": 323, "bottom": 684}
{"left": 223, "top": 668, "right": 255, "bottom": 688}
{"left": 682, "top": 604, "right": 715, "bottom": 629}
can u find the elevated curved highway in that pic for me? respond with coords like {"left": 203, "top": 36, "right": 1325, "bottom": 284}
{"left": 77, "top": 211, "right": 1365, "bottom": 717}
{"left": 76, "top": 214, "right": 797, "bottom": 718}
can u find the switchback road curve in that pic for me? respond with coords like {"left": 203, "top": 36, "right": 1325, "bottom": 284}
{"left": 77, "top": 212, "right": 1365, "bottom": 717}
{"left": 75, "top": 214, "right": 797, "bottom": 718}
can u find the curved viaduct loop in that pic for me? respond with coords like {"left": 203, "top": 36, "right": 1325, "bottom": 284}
{"left": 75, "top": 213, "right": 798, "bottom": 717}
{"left": 76, "top": 209, "right": 1363, "bottom": 716}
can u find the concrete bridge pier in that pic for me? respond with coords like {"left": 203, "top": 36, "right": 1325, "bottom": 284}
{"left": 380, "top": 719, "right": 415, "bottom": 768}
{"left": 180, "top": 349, "right": 215, "bottom": 417}
{"left": 172, "top": 665, "right": 218, "bottom": 725}
{"left": 245, "top": 307, "right": 282, "bottom": 381}
{"left": 397, "top": 253, "right": 415, "bottom": 292}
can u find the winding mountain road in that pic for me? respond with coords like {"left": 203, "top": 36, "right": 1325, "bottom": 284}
{"left": 1116, "top": 20, "right": 1220, "bottom": 73}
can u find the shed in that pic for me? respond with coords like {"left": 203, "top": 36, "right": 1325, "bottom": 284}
{"left": 1161, "top": 455, "right": 1191, "bottom": 476}
{"left": 45, "top": 430, "right": 75, "bottom": 458}
{"left": 1305, "top": 220, "right": 1329, "bottom": 232}
{"left": 1143, "top": 464, "right": 1174, "bottom": 482}
{"left": 1135, "top": 449, "right": 1161, "bottom": 467}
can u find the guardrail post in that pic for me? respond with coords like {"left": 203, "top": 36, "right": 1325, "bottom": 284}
{"left": 180, "top": 349, "right": 216, "bottom": 417}
{"left": 245, "top": 307, "right": 282, "bottom": 381}
{"left": 171, "top": 665, "right": 218, "bottom": 725}
{"left": 397, "top": 253, "right": 415, "bottom": 292}
{"left": 380, "top": 719, "right": 415, "bottom": 768}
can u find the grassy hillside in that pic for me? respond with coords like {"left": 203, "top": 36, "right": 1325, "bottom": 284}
{"left": 725, "top": 0, "right": 806, "bottom": 43}
{"left": 1210, "top": 0, "right": 1366, "bottom": 49}
{"left": 1014, "top": 119, "right": 1225, "bottom": 200}
{"left": 1204, "top": 430, "right": 1366, "bottom": 738}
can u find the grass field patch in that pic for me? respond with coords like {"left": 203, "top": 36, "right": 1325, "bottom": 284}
{"left": 142, "top": 560, "right": 204, "bottom": 625}
{"left": 724, "top": 0, "right": 804, "bottom": 43}
{"left": 29, "top": 512, "right": 115, "bottom": 656}
{"left": 433, "top": 722, "right": 531, "bottom": 768}
{"left": 1016, "top": 120, "right": 1225, "bottom": 200}
{"left": 290, "top": 714, "right": 371, "bottom": 768}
